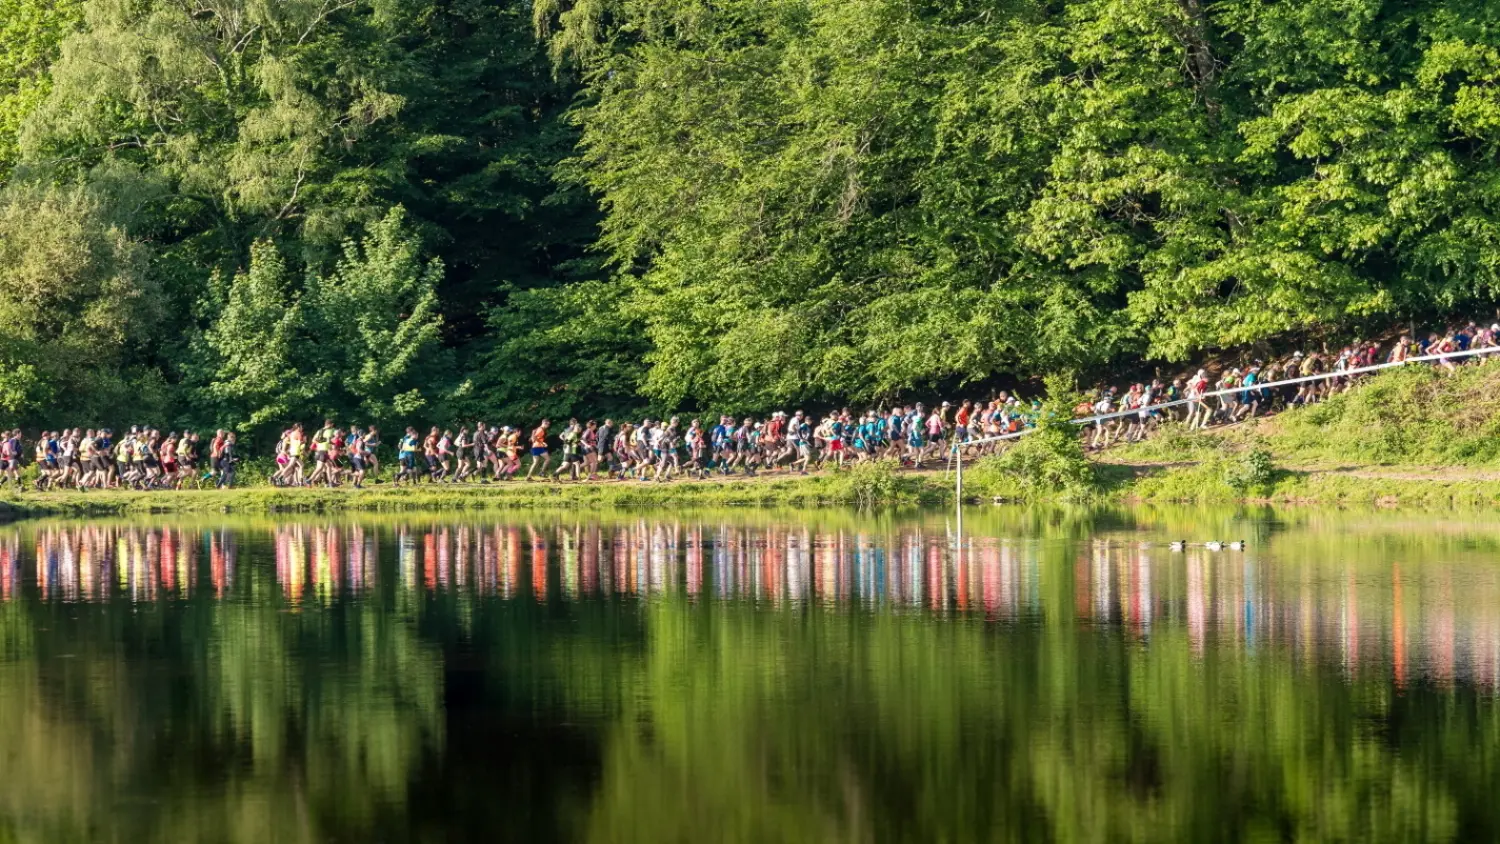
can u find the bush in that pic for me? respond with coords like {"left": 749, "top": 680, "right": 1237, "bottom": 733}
{"left": 836, "top": 459, "right": 905, "bottom": 508}
{"left": 1223, "top": 447, "right": 1275, "bottom": 494}
{"left": 966, "top": 374, "right": 1099, "bottom": 501}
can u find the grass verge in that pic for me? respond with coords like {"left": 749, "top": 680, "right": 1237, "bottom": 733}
{"left": 1086, "top": 362, "right": 1500, "bottom": 507}
{"left": 0, "top": 462, "right": 951, "bottom": 519}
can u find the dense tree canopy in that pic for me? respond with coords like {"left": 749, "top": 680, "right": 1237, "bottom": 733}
{"left": 535, "top": 0, "right": 1500, "bottom": 409}
{"left": 1, "top": 0, "right": 1499, "bottom": 434}
{"left": 0, "top": 0, "right": 598, "bottom": 435}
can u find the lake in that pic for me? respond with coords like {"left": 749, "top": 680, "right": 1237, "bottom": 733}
{"left": 1, "top": 506, "right": 1497, "bottom": 842}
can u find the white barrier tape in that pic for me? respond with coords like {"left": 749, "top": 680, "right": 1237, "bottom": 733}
{"left": 953, "top": 344, "right": 1500, "bottom": 449}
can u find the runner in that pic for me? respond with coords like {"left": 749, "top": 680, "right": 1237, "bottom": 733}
{"left": 349, "top": 427, "right": 369, "bottom": 488}
{"left": 419, "top": 427, "right": 439, "bottom": 482}
{"left": 216, "top": 432, "right": 237, "bottom": 488}
{"left": 525, "top": 420, "right": 551, "bottom": 481}
{"left": 554, "top": 419, "right": 582, "bottom": 482}
{"left": 396, "top": 427, "right": 420, "bottom": 486}
{"left": 582, "top": 419, "right": 601, "bottom": 480}
{"left": 436, "top": 428, "right": 454, "bottom": 482}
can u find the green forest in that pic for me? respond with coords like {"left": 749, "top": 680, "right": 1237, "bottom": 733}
{"left": 3, "top": 0, "right": 1500, "bottom": 441}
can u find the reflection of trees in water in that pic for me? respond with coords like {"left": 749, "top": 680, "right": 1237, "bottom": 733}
{"left": 0, "top": 526, "right": 443, "bottom": 843}
{"left": 15, "top": 518, "right": 1500, "bottom": 689}
{"left": 581, "top": 598, "right": 1485, "bottom": 843}
{"left": 0, "top": 515, "right": 1497, "bottom": 840}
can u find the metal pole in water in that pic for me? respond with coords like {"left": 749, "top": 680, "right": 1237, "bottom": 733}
{"left": 955, "top": 443, "right": 963, "bottom": 505}
{"left": 954, "top": 446, "right": 966, "bottom": 572}
{"left": 955, "top": 442, "right": 963, "bottom": 532}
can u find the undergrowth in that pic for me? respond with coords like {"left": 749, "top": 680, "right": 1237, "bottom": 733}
{"left": 1269, "top": 362, "right": 1500, "bottom": 465}
{"left": 967, "top": 375, "right": 1100, "bottom": 502}
{"left": 1109, "top": 362, "right": 1500, "bottom": 470}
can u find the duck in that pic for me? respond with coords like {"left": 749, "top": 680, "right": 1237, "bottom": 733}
{"left": 1169, "top": 540, "right": 1187, "bottom": 552}
{"left": 1205, "top": 540, "right": 1224, "bottom": 552}
{"left": 1228, "top": 540, "right": 1246, "bottom": 551}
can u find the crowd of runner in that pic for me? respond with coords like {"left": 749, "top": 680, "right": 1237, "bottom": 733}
{"left": 0, "top": 429, "right": 235, "bottom": 492}
{"left": 1076, "top": 323, "right": 1500, "bottom": 449}
{"left": 0, "top": 323, "right": 1494, "bottom": 491}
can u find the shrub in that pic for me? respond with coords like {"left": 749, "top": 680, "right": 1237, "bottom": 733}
{"left": 965, "top": 374, "right": 1099, "bottom": 501}
{"left": 837, "top": 459, "right": 905, "bottom": 508}
{"left": 993, "top": 427, "right": 1097, "bottom": 500}
{"left": 1223, "top": 447, "right": 1275, "bottom": 494}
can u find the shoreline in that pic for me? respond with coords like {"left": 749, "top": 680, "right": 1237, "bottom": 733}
{"left": 0, "top": 458, "right": 1497, "bottom": 519}
{"left": 1100, "top": 462, "right": 1500, "bottom": 509}
{"left": 0, "top": 471, "right": 951, "bottom": 519}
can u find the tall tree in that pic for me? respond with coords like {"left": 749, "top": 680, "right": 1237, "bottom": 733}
{"left": 24, "top": 0, "right": 592, "bottom": 302}
{"left": 18, "top": 0, "right": 602, "bottom": 426}
{"left": 303, "top": 206, "right": 448, "bottom": 424}
{"left": 196, "top": 239, "right": 312, "bottom": 433}
{"left": 535, "top": 0, "right": 1500, "bottom": 410}
{"left": 0, "top": 182, "right": 162, "bottom": 424}
{"left": 0, "top": 0, "right": 80, "bottom": 178}
{"left": 196, "top": 208, "right": 448, "bottom": 436}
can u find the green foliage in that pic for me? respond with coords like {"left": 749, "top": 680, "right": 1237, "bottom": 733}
{"left": 2, "top": 0, "right": 599, "bottom": 430}
{"left": 528, "top": 0, "right": 1500, "bottom": 410}
{"left": 10, "top": 0, "right": 1500, "bottom": 428}
{"left": 196, "top": 208, "right": 449, "bottom": 438}
{"left": 303, "top": 207, "right": 448, "bottom": 423}
{"left": 0, "top": 0, "right": 79, "bottom": 176}
{"left": 1224, "top": 446, "right": 1276, "bottom": 494}
{"left": 470, "top": 279, "right": 648, "bottom": 422}
{"left": 198, "top": 240, "right": 311, "bottom": 432}
{"left": 0, "top": 182, "right": 162, "bottom": 424}
{"left": 970, "top": 429, "right": 1099, "bottom": 502}
{"left": 968, "top": 375, "right": 1098, "bottom": 501}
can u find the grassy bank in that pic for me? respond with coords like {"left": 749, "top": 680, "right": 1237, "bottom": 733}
{"left": 1013, "top": 362, "right": 1500, "bottom": 508}
{"left": 2, "top": 457, "right": 1494, "bottom": 519}
{"left": 0, "top": 463, "right": 951, "bottom": 519}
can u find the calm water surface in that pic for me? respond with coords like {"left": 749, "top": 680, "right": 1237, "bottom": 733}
{"left": 2, "top": 507, "right": 1499, "bottom": 842}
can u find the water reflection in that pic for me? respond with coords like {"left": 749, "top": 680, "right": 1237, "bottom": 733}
{"left": 12, "top": 519, "right": 1500, "bottom": 692}
{"left": 1, "top": 512, "right": 1499, "bottom": 842}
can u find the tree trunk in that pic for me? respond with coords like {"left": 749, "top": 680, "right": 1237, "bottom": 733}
{"left": 1178, "top": 0, "right": 1218, "bottom": 114}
